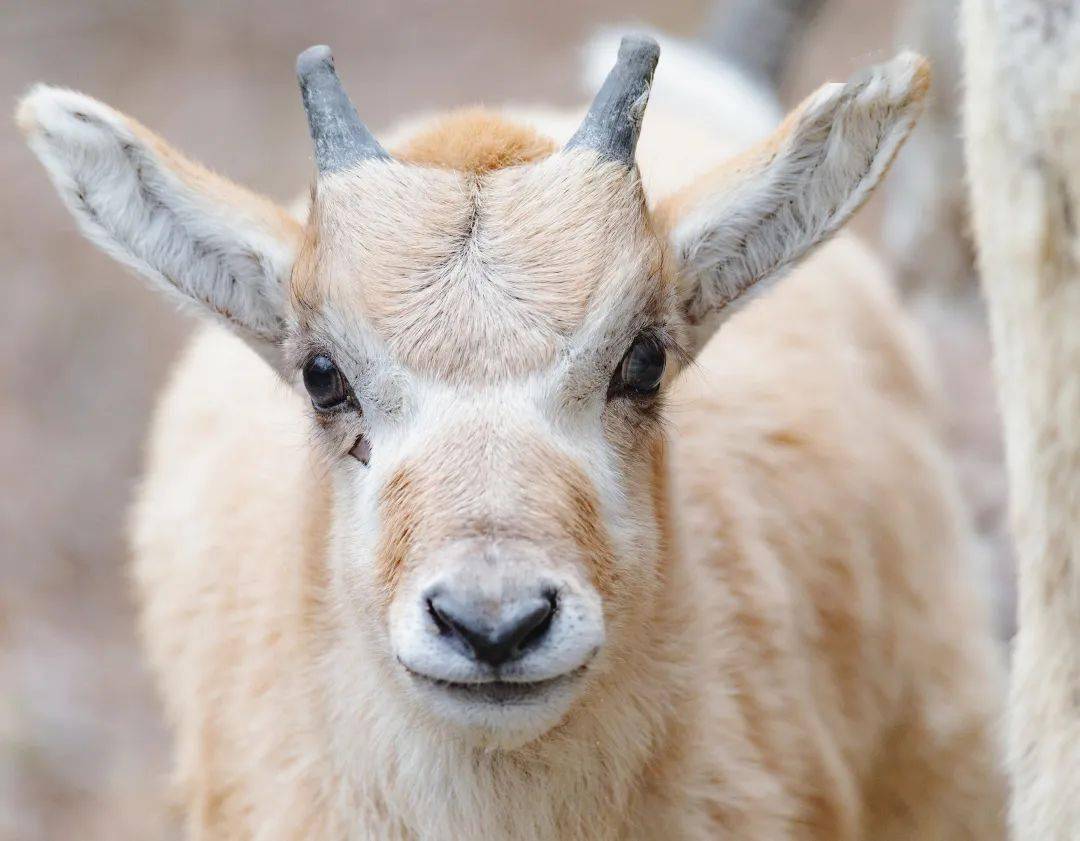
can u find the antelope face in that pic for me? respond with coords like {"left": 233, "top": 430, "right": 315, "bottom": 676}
{"left": 19, "top": 33, "right": 928, "bottom": 745}
{"left": 294, "top": 147, "right": 676, "bottom": 740}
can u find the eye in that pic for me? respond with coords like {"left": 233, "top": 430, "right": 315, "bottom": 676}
{"left": 303, "top": 354, "right": 348, "bottom": 412}
{"left": 611, "top": 333, "right": 666, "bottom": 398}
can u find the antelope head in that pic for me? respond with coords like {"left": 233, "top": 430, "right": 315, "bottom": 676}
{"left": 17, "top": 37, "right": 927, "bottom": 745}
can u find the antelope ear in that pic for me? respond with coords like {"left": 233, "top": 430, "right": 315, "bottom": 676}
{"left": 657, "top": 52, "right": 929, "bottom": 356}
{"left": 16, "top": 85, "right": 302, "bottom": 368}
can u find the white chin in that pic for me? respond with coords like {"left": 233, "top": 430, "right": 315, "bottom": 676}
{"left": 406, "top": 669, "right": 585, "bottom": 743}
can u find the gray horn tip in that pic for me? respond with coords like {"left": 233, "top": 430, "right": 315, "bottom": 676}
{"left": 297, "top": 44, "right": 334, "bottom": 79}
{"left": 295, "top": 43, "right": 390, "bottom": 173}
{"left": 618, "top": 33, "right": 660, "bottom": 67}
{"left": 565, "top": 32, "right": 661, "bottom": 165}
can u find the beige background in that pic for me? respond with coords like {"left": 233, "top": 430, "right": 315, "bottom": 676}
{"left": 1, "top": 1, "right": 957, "bottom": 837}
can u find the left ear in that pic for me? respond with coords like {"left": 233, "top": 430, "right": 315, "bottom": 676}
{"left": 656, "top": 52, "right": 929, "bottom": 356}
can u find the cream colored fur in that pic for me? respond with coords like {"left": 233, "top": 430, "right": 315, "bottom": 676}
{"left": 962, "top": 1, "right": 1080, "bottom": 838}
{"left": 18, "top": 40, "right": 1006, "bottom": 840}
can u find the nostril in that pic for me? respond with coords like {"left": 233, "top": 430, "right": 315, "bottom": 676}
{"left": 518, "top": 590, "right": 557, "bottom": 653}
{"left": 426, "top": 597, "right": 455, "bottom": 637}
{"left": 425, "top": 591, "right": 557, "bottom": 668}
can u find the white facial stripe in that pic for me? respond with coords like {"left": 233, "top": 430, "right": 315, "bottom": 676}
{"left": 368, "top": 376, "right": 637, "bottom": 560}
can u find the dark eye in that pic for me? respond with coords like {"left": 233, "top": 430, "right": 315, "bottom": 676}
{"left": 303, "top": 354, "right": 347, "bottom": 411}
{"left": 611, "top": 333, "right": 666, "bottom": 398}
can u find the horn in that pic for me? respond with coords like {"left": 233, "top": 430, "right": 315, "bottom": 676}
{"left": 296, "top": 45, "right": 390, "bottom": 173}
{"left": 565, "top": 34, "right": 660, "bottom": 165}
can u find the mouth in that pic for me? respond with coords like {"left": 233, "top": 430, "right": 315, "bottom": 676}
{"left": 403, "top": 665, "right": 586, "bottom": 706}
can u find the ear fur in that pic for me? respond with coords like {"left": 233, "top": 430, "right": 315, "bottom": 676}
{"left": 17, "top": 85, "right": 302, "bottom": 365}
{"left": 657, "top": 52, "right": 930, "bottom": 355}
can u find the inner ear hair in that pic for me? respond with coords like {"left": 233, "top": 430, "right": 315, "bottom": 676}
{"left": 657, "top": 51, "right": 929, "bottom": 356}
{"left": 17, "top": 85, "right": 302, "bottom": 369}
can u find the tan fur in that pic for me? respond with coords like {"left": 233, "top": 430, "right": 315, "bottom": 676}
{"left": 376, "top": 435, "right": 617, "bottom": 602}
{"left": 376, "top": 466, "right": 419, "bottom": 598}
{"left": 550, "top": 455, "right": 617, "bottom": 598}
{"left": 295, "top": 152, "right": 660, "bottom": 383}
{"left": 394, "top": 108, "right": 556, "bottom": 173}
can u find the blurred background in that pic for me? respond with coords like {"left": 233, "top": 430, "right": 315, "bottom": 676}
{"left": 0, "top": 1, "right": 1007, "bottom": 838}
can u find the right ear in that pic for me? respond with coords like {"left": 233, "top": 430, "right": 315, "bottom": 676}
{"left": 17, "top": 85, "right": 303, "bottom": 368}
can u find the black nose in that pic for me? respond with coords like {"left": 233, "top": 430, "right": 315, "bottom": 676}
{"left": 427, "top": 592, "right": 556, "bottom": 668}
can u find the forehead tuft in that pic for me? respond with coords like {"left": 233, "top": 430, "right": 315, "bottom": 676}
{"left": 293, "top": 143, "right": 663, "bottom": 383}
{"left": 393, "top": 108, "right": 557, "bottom": 175}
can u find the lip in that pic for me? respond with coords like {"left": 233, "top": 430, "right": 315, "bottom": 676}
{"left": 403, "top": 664, "right": 587, "bottom": 706}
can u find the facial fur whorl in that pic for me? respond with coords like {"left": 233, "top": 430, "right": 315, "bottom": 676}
{"left": 288, "top": 142, "right": 663, "bottom": 386}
